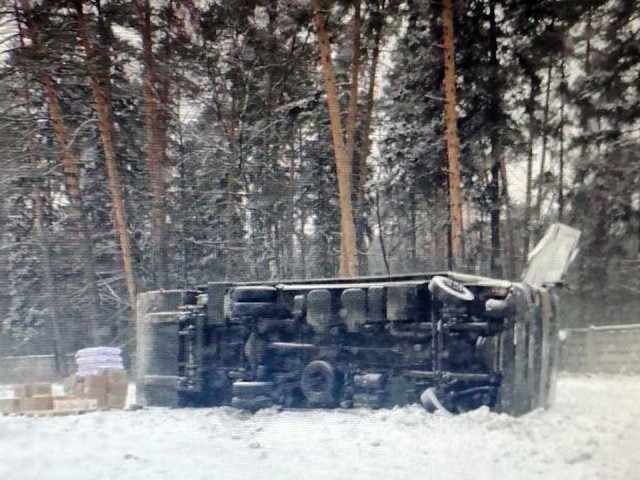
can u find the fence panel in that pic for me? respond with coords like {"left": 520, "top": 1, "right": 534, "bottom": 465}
{"left": 0, "top": 355, "right": 74, "bottom": 384}
{"left": 561, "top": 324, "right": 640, "bottom": 374}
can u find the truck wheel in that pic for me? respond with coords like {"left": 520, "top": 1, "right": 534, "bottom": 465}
{"left": 429, "top": 276, "right": 474, "bottom": 303}
{"left": 230, "top": 286, "right": 278, "bottom": 303}
{"left": 300, "top": 360, "right": 340, "bottom": 407}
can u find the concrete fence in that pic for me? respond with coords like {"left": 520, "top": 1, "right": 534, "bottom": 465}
{"left": 0, "top": 354, "right": 76, "bottom": 384}
{"left": 560, "top": 324, "right": 640, "bottom": 374}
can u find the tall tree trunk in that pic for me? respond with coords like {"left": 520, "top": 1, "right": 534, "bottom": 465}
{"left": 226, "top": 117, "right": 245, "bottom": 279}
{"left": 296, "top": 126, "right": 308, "bottom": 278}
{"left": 442, "top": 0, "right": 464, "bottom": 270}
{"left": 263, "top": 0, "right": 292, "bottom": 278}
{"left": 15, "top": 2, "right": 65, "bottom": 370}
{"left": 558, "top": 60, "right": 566, "bottom": 223}
{"left": 523, "top": 73, "right": 539, "bottom": 260}
{"left": 534, "top": 60, "right": 553, "bottom": 225}
{"left": 488, "top": 0, "right": 502, "bottom": 277}
{"left": 286, "top": 145, "right": 297, "bottom": 278}
{"left": 138, "top": 0, "right": 168, "bottom": 288}
{"left": 343, "top": 0, "right": 362, "bottom": 276}
{"left": 355, "top": 1, "right": 385, "bottom": 276}
{"left": 577, "top": 9, "right": 592, "bottom": 185}
{"left": 311, "top": 0, "right": 359, "bottom": 277}
{"left": 175, "top": 81, "right": 191, "bottom": 285}
{"left": 18, "top": 0, "right": 102, "bottom": 344}
{"left": 409, "top": 190, "right": 417, "bottom": 266}
{"left": 33, "top": 188, "right": 65, "bottom": 371}
{"left": 499, "top": 157, "right": 516, "bottom": 279}
{"left": 374, "top": 188, "right": 390, "bottom": 275}
{"left": 76, "top": 0, "right": 137, "bottom": 318}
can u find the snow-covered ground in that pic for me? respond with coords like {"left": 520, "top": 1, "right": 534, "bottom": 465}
{"left": 1, "top": 375, "right": 639, "bottom": 480}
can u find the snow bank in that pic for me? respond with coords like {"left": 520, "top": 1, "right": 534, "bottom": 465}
{"left": 1, "top": 375, "right": 639, "bottom": 480}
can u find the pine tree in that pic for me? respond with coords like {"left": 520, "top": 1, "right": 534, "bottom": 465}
{"left": 17, "top": 0, "right": 104, "bottom": 344}
{"left": 75, "top": 0, "right": 137, "bottom": 318}
{"left": 311, "top": 0, "right": 360, "bottom": 277}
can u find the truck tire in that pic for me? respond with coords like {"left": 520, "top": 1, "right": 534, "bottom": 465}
{"left": 428, "top": 276, "right": 474, "bottom": 304}
{"left": 230, "top": 286, "right": 278, "bottom": 303}
{"left": 300, "top": 360, "right": 340, "bottom": 407}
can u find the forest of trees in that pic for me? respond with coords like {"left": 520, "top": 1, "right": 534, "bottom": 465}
{"left": 0, "top": 0, "right": 638, "bottom": 357}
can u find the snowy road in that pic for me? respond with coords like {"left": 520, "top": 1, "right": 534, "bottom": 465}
{"left": 1, "top": 375, "right": 639, "bottom": 480}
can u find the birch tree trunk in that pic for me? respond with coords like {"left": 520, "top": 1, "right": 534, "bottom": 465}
{"left": 311, "top": 0, "right": 358, "bottom": 277}
{"left": 76, "top": 0, "right": 137, "bottom": 317}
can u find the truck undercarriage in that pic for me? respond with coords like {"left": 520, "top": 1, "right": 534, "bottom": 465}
{"left": 136, "top": 271, "right": 559, "bottom": 415}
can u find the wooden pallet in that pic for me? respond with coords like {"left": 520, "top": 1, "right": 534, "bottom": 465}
{"left": 16, "top": 408, "right": 99, "bottom": 418}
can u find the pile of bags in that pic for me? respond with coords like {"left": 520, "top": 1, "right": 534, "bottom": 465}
{"left": 75, "top": 347, "right": 125, "bottom": 376}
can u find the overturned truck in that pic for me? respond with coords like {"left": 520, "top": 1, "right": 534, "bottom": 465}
{"left": 136, "top": 224, "right": 580, "bottom": 415}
